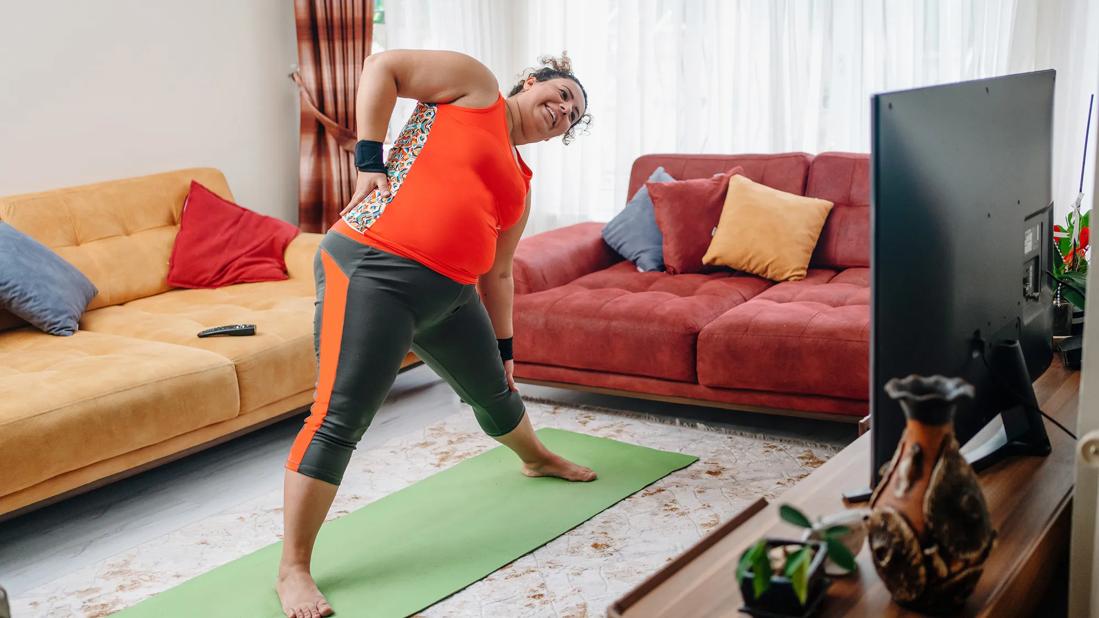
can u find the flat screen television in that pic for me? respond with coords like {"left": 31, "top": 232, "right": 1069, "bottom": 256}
{"left": 869, "top": 70, "right": 1056, "bottom": 487}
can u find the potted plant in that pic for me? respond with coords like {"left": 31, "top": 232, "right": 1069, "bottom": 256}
{"left": 1051, "top": 204, "right": 1089, "bottom": 336}
{"left": 780, "top": 505, "right": 867, "bottom": 576}
{"left": 738, "top": 536, "right": 828, "bottom": 617}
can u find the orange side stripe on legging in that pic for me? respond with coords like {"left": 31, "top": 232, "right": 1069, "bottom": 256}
{"left": 287, "top": 249, "right": 349, "bottom": 471}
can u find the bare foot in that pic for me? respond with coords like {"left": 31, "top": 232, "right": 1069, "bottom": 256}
{"left": 522, "top": 453, "right": 597, "bottom": 482}
{"left": 276, "top": 566, "right": 334, "bottom": 618}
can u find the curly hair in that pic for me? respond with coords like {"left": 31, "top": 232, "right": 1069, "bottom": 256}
{"left": 507, "top": 51, "right": 592, "bottom": 145}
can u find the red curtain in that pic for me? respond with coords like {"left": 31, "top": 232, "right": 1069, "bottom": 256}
{"left": 293, "top": 0, "right": 374, "bottom": 233}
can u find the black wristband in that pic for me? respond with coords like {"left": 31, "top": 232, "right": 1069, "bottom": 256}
{"left": 354, "top": 140, "right": 386, "bottom": 173}
{"left": 497, "top": 337, "right": 514, "bottom": 362}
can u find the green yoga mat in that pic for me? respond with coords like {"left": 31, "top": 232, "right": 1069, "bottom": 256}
{"left": 115, "top": 428, "right": 697, "bottom": 618}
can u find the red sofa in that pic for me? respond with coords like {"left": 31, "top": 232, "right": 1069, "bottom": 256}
{"left": 511, "top": 152, "right": 870, "bottom": 422}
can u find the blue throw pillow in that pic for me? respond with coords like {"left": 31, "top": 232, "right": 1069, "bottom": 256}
{"left": 0, "top": 222, "right": 98, "bottom": 336}
{"left": 602, "top": 166, "right": 675, "bottom": 271}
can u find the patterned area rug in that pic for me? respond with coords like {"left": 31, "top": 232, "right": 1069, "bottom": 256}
{"left": 14, "top": 399, "right": 843, "bottom": 618}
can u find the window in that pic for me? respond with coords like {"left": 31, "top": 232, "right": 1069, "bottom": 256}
{"left": 372, "top": 0, "right": 385, "bottom": 52}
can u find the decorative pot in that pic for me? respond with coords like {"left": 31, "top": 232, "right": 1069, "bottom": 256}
{"left": 1072, "top": 306, "right": 1086, "bottom": 337}
{"left": 1053, "top": 284, "right": 1086, "bottom": 337}
{"left": 867, "top": 375, "right": 996, "bottom": 614}
{"left": 1053, "top": 298, "right": 1074, "bottom": 336}
{"left": 739, "top": 539, "right": 829, "bottom": 617}
{"left": 800, "top": 509, "right": 870, "bottom": 576}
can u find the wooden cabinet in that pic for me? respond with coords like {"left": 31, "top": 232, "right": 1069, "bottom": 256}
{"left": 611, "top": 357, "right": 1079, "bottom": 618}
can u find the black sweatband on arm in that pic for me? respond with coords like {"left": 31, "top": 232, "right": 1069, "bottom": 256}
{"left": 497, "top": 337, "right": 514, "bottom": 362}
{"left": 354, "top": 140, "right": 387, "bottom": 173}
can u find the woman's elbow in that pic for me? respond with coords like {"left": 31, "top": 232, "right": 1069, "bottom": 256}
{"left": 362, "top": 53, "right": 383, "bottom": 76}
{"left": 482, "top": 268, "right": 513, "bottom": 284}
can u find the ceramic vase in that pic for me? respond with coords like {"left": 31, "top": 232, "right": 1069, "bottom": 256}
{"left": 867, "top": 375, "right": 996, "bottom": 614}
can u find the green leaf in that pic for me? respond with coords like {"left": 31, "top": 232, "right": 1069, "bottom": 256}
{"left": 779, "top": 504, "right": 813, "bottom": 529}
{"left": 823, "top": 524, "right": 851, "bottom": 538}
{"left": 737, "top": 539, "right": 765, "bottom": 581}
{"left": 1057, "top": 236, "right": 1073, "bottom": 257}
{"left": 753, "top": 545, "right": 772, "bottom": 599}
{"left": 1061, "top": 270, "right": 1088, "bottom": 309}
{"left": 738, "top": 540, "right": 772, "bottom": 600}
{"left": 1052, "top": 267, "right": 1088, "bottom": 309}
{"left": 1064, "top": 286, "right": 1087, "bottom": 310}
{"left": 785, "top": 547, "right": 812, "bottom": 605}
{"left": 826, "top": 537, "right": 858, "bottom": 571}
{"left": 784, "top": 547, "right": 808, "bottom": 577}
{"left": 1065, "top": 270, "right": 1089, "bottom": 289}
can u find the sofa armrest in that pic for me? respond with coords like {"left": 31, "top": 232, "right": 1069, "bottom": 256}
{"left": 285, "top": 232, "right": 324, "bottom": 283}
{"left": 512, "top": 222, "right": 620, "bottom": 294}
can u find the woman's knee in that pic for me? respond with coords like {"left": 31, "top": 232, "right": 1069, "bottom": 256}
{"left": 471, "top": 389, "right": 525, "bottom": 437}
{"left": 286, "top": 405, "right": 378, "bottom": 485}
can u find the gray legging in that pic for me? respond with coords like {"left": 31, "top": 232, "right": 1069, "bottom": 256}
{"left": 285, "top": 227, "right": 525, "bottom": 486}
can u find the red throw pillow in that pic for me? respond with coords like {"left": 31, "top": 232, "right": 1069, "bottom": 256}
{"left": 648, "top": 166, "right": 744, "bottom": 274}
{"left": 167, "top": 181, "right": 300, "bottom": 288}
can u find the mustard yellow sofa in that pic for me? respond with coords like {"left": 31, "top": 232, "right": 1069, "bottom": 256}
{"left": 0, "top": 168, "right": 331, "bottom": 521}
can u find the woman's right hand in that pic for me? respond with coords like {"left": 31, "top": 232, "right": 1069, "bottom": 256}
{"left": 341, "top": 171, "right": 391, "bottom": 217}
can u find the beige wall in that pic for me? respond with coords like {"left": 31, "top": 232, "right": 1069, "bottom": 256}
{"left": 0, "top": 1, "right": 300, "bottom": 222}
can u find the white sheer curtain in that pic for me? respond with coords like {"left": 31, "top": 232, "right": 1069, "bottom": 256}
{"left": 387, "top": 0, "right": 1097, "bottom": 235}
{"left": 382, "top": 0, "right": 520, "bottom": 157}
{"left": 1009, "top": 0, "right": 1099, "bottom": 225}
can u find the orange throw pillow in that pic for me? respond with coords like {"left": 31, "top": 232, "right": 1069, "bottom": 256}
{"left": 702, "top": 175, "right": 833, "bottom": 281}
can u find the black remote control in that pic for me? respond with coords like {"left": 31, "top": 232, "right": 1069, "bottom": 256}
{"left": 197, "top": 324, "right": 256, "bottom": 337}
{"left": 842, "top": 487, "right": 873, "bottom": 504}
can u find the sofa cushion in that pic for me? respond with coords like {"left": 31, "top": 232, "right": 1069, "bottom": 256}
{"left": 0, "top": 388, "right": 316, "bottom": 518}
{"left": 601, "top": 166, "right": 674, "bottom": 272}
{"left": 168, "top": 181, "right": 300, "bottom": 289}
{"left": 79, "top": 278, "right": 317, "bottom": 414}
{"left": 807, "top": 153, "right": 870, "bottom": 269}
{"left": 0, "top": 329, "right": 239, "bottom": 498}
{"left": 697, "top": 268, "right": 870, "bottom": 399}
{"left": 626, "top": 153, "right": 813, "bottom": 203}
{"left": 702, "top": 175, "right": 834, "bottom": 281}
{"left": 648, "top": 167, "right": 743, "bottom": 275}
{"left": 515, "top": 260, "right": 772, "bottom": 382}
{"left": 0, "top": 168, "right": 234, "bottom": 312}
{"left": 514, "top": 222, "right": 621, "bottom": 295}
{"left": 0, "top": 222, "right": 99, "bottom": 336}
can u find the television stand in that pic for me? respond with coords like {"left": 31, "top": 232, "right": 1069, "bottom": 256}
{"left": 962, "top": 339, "right": 1054, "bottom": 471}
{"left": 609, "top": 355, "right": 1079, "bottom": 617}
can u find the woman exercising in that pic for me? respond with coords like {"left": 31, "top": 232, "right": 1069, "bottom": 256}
{"left": 276, "top": 49, "right": 592, "bottom": 618}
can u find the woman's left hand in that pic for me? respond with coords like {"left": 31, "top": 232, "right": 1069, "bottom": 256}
{"left": 504, "top": 359, "right": 518, "bottom": 392}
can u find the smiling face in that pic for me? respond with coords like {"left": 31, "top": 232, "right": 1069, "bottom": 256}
{"left": 508, "top": 76, "right": 587, "bottom": 144}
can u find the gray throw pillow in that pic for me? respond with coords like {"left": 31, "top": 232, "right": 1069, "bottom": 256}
{"left": 601, "top": 166, "right": 674, "bottom": 272}
{"left": 0, "top": 222, "right": 98, "bottom": 336}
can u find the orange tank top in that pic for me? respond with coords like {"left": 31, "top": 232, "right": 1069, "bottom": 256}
{"left": 337, "top": 92, "right": 532, "bottom": 284}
